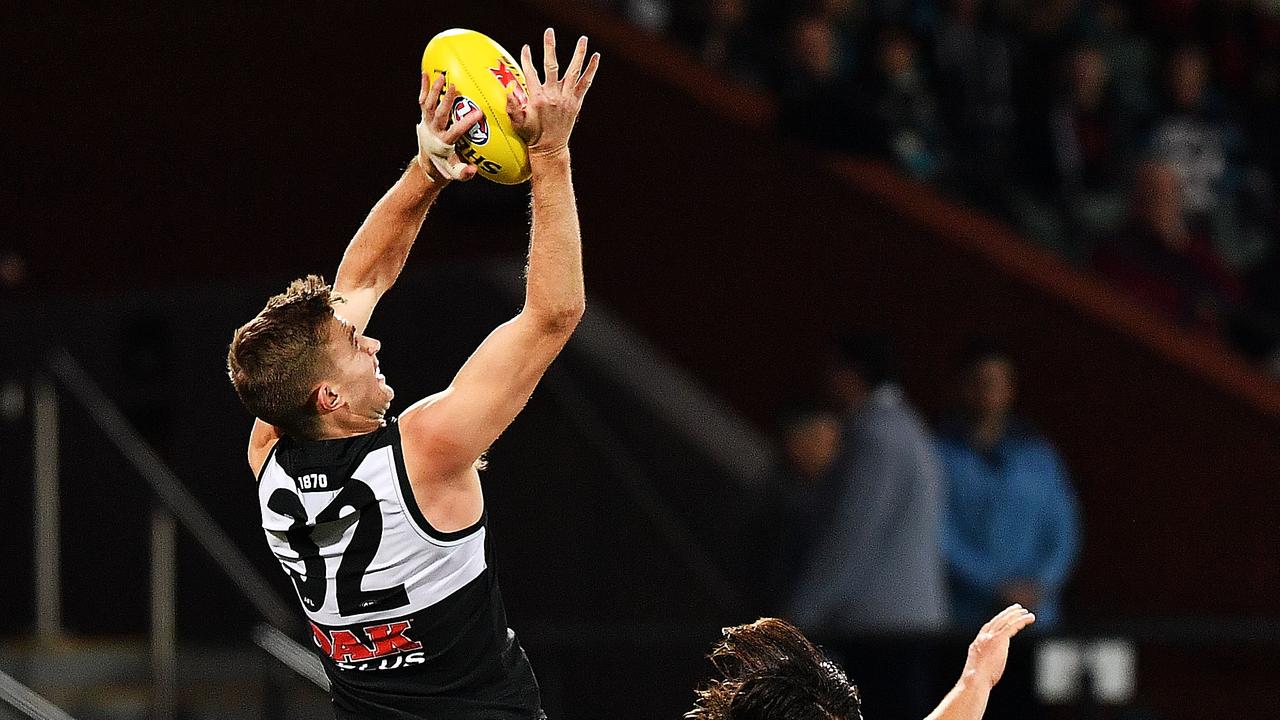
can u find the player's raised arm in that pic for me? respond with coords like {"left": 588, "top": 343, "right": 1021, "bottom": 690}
{"left": 245, "top": 76, "right": 481, "bottom": 470}
{"left": 333, "top": 74, "right": 482, "bottom": 334}
{"left": 924, "top": 605, "right": 1036, "bottom": 720}
{"left": 401, "top": 29, "right": 600, "bottom": 477}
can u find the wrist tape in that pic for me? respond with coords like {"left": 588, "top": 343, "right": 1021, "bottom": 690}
{"left": 416, "top": 121, "right": 468, "bottom": 181}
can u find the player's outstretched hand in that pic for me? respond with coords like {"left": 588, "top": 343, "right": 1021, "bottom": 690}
{"left": 962, "top": 604, "right": 1036, "bottom": 690}
{"left": 507, "top": 28, "right": 600, "bottom": 158}
{"left": 417, "top": 73, "right": 483, "bottom": 182}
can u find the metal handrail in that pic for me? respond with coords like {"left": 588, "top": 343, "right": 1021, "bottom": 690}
{"left": 0, "top": 669, "right": 78, "bottom": 720}
{"left": 37, "top": 349, "right": 323, "bottom": 693}
{"left": 252, "top": 623, "right": 329, "bottom": 691}
{"left": 31, "top": 376, "right": 61, "bottom": 640}
{"left": 44, "top": 348, "right": 294, "bottom": 630}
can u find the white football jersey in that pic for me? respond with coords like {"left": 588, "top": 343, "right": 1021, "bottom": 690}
{"left": 255, "top": 418, "right": 541, "bottom": 718}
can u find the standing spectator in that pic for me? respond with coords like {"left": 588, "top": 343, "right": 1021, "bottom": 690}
{"left": 788, "top": 332, "right": 947, "bottom": 632}
{"left": 1147, "top": 45, "right": 1256, "bottom": 266}
{"left": 778, "top": 406, "right": 843, "bottom": 490}
{"left": 818, "top": 0, "right": 870, "bottom": 68}
{"left": 1047, "top": 46, "right": 1132, "bottom": 252}
{"left": 778, "top": 14, "right": 862, "bottom": 153}
{"left": 930, "top": 0, "right": 1018, "bottom": 201}
{"left": 1150, "top": 46, "right": 1227, "bottom": 221}
{"left": 866, "top": 26, "right": 949, "bottom": 180}
{"left": 698, "top": 0, "right": 754, "bottom": 78}
{"left": 787, "top": 331, "right": 946, "bottom": 720}
{"left": 1095, "top": 0, "right": 1158, "bottom": 127}
{"left": 755, "top": 405, "right": 844, "bottom": 610}
{"left": 937, "top": 340, "right": 1081, "bottom": 631}
{"left": 1093, "top": 160, "right": 1243, "bottom": 333}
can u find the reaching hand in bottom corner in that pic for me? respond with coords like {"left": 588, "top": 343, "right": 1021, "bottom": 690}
{"left": 963, "top": 604, "right": 1037, "bottom": 689}
{"left": 925, "top": 604, "right": 1036, "bottom": 720}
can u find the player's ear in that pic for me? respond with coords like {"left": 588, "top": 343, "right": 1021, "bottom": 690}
{"left": 316, "top": 383, "right": 343, "bottom": 413}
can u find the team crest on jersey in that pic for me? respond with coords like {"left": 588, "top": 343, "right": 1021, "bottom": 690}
{"left": 451, "top": 96, "right": 489, "bottom": 145}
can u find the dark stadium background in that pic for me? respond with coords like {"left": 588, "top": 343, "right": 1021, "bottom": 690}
{"left": 3, "top": 2, "right": 1278, "bottom": 719}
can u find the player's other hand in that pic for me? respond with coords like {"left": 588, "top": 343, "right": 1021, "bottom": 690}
{"left": 961, "top": 604, "right": 1036, "bottom": 690}
{"left": 417, "top": 73, "right": 482, "bottom": 182}
{"left": 507, "top": 28, "right": 600, "bottom": 158}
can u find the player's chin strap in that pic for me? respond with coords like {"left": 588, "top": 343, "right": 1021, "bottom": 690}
{"left": 416, "top": 121, "right": 468, "bottom": 182}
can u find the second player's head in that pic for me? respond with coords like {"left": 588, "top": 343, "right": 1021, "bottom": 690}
{"left": 227, "top": 275, "right": 393, "bottom": 440}
{"left": 687, "top": 618, "right": 862, "bottom": 720}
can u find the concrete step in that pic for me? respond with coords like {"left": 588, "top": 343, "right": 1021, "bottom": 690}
{"left": 0, "top": 636, "right": 329, "bottom": 720}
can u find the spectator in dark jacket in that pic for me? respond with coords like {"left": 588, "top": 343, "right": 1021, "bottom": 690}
{"left": 1047, "top": 46, "right": 1132, "bottom": 247}
{"left": 787, "top": 332, "right": 948, "bottom": 720}
{"left": 757, "top": 405, "right": 843, "bottom": 609}
{"left": 867, "top": 26, "right": 949, "bottom": 180}
{"left": 778, "top": 14, "right": 863, "bottom": 153}
{"left": 1093, "top": 160, "right": 1243, "bottom": 333}
{"left": 698, "top": 0, "right": 767, "bottom": 85}
{"left": 788, "top": 332, "right": 947, "bottom": 635}
{"left": 931, "top": 0, "right": 1017, "bottom": 199}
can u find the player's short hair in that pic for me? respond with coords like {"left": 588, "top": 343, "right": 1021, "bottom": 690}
{"left": 687, "top": 618, "right": 862, "bottom": 720}
{"left": 227, "top": 275, "right": 343, "bottom": 439}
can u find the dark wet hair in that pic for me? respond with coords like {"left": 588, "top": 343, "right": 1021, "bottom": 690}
{"left": 687, "top": 618, "right": 862, "bottom": 720}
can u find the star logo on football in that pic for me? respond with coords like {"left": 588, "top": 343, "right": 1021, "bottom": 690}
{"left": 451, "top": 96, "right": 489, "bottom": 145}
{"left": 489, "top": 58, "right": 527, "bottom": 105}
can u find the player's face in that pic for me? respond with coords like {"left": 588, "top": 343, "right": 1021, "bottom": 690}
{"left": 329, "top": 316, "right": 394, "bottom": 420}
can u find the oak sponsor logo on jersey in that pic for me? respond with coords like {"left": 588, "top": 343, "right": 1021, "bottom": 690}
{"left": 312, "top": 619, "right": 426, "bottom": 671}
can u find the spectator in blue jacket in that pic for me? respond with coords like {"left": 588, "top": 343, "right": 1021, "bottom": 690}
{"left": 937, "top": 340, "right": 1081, "bottom": 630}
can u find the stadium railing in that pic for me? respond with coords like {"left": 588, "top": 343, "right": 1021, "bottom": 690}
{"left": 25, "top": 349, "right": 327, "bottom": 718}
{"left": 0, "top": 669, "right": 79, "bottom": 720}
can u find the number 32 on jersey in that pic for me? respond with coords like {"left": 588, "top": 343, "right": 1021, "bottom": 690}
{"left": 268, "top": 477, "right": 410, "bottom": 616}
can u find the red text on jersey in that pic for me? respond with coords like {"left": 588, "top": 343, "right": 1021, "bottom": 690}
{"left": 311, "top": 620, "right": 424, "bottom": 662}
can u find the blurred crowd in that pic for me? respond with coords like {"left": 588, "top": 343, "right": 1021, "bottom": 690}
{"left": 758, "top": 333, "right": 1081, "bottom": 719}
{"left": 594, "top": 0, "right": 1280, "bottom": 372}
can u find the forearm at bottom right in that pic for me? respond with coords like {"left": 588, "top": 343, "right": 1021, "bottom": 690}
{"left": 924, "top": 673, "right": 992, "bottom": 720}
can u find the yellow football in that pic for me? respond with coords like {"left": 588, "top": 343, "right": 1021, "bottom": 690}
{"left": 422, "top": 29, "right": 531, "bottom": 185}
